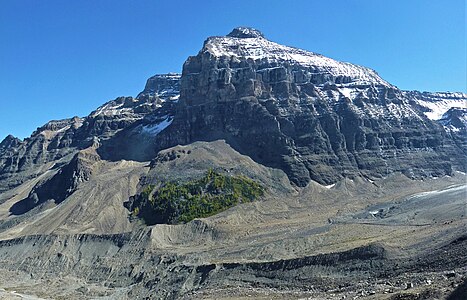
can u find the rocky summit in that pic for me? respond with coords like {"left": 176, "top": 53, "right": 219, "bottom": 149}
{"left": 0, "top": 27, "right": 466, "bottom": 299}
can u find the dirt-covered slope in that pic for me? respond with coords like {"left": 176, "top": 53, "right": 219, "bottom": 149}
{"left": 0, "top": 140, "right": 465, "bottom": 299}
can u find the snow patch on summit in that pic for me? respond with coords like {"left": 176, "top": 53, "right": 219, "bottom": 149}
{"left": 205, "top": 35, "right": 390, "bottom": 87}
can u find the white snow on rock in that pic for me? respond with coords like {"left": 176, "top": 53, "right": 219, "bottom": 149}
{"left": 439, "top": 109, "right": 467, "bottom": 132}
{"left": 415, "top": 98, "right": 466, "bottom": 120}
{"left": 204, "top": 34, "right": 390, "bottom": 87}
{"left": 339, "top": 87, "right": 355, "bottom": 99}
{"left": 406, "top": 91, "right": 467, "bottom": 120}
{"left": 91, "top": 101, "right": 134, "bottom": 117}
{"left": 138, "top": 73, "right": 181, "bottom": 99}
{"left": 141, "top": 117, "right": 173, "bottom": 136}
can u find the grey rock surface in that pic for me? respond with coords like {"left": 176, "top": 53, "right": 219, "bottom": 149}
{"left": 155, "top": 27, "right": 466, "bottom": 186}
{"left": 137, "top": 73, "right": 181, "bottom": 99}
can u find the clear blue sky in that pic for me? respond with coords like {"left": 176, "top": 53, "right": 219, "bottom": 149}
{"left": 1, "top": 0, "right": 465, "bottom": 140}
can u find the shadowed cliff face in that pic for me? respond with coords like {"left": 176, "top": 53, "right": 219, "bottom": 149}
{"left": 9, "top": 148, "right": 99, "bottom": 215}
{"left": 155, "top": 27, "right": 466, "bottom": 186}
{"left": 439, "top": 107, "right": 467, "bottom": 155}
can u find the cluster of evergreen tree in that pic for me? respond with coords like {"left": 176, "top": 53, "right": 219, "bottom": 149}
{"left": 127, "top": 169, "right": 264, "bottom": 225}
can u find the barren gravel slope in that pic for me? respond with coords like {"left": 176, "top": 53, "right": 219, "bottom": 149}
{"left": 0, "top": 141, "right": 465, "bottom": 299}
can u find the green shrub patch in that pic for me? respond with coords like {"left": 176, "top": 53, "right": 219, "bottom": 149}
{"left": 125, "top": 169, "right": 264, "bottom": 225}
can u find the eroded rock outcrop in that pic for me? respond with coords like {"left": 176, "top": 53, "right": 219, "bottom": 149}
{"left": 9, "top": 147, "right": 100, "bottom": 215}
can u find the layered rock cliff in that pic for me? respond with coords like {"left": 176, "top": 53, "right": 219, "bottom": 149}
{"left": 156, "top": 27, "right": 466, "bottom": 185}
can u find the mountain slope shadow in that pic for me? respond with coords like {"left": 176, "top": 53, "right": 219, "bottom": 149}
{"left": 447, "top": 279, "right": 467, "bottom": 300}
{"left": 9, "top": 150, "right": 98, "bottom": 215}
{"left": 96, "top": 101, "right": 177, "bottom": 162}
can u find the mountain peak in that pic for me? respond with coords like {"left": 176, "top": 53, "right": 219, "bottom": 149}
{"left": 137, "top": 73, "right": 181, "bottom": 99}
{"left": 203, "top": 28, "right": 389, "bottom": 87}
{"left": 227, "top": 27, "right": 265, "bottom": 39}
{"left": 0, "top": 134, "right": 21, "bottom": 149}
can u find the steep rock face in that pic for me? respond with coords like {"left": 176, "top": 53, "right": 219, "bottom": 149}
{"left": 439, "top": 107, "right": 467, "bottom": 155}
{"left": 157, "top": 27, "right": 466, "bottom": 185}
{"left": 0, "top": 27, "right": 465, "bottom": 189}
{"left": 68, "top": 75, "right": 181, "bottom": 162}
{"left": 0, "top": 135, "right": 21, "bottom": 151}
{"left": 0, "top": 117, "right": 84, "bottom": 192}
{"left": 440, "top": 107, "right": 467, "bottom": 132}
{"left": 137, "top": 73, "right": 181, "bottom": 99}
{"left": 96, "top": 99, "right": 177, "bottom": 162}
{"left": 9, "top": 147, "right": 100, "bottom": 215}
{"left": 406, "top": 91, "right": 467, "bottom": 158}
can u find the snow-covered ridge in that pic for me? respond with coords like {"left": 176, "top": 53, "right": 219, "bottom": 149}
{"left": 90, "top": 97, "right": 141, "bottom": 118}
{"left": 405, "top": 91, "right": 467, "bottom": 121}
{"left": 28, "top": 117, "right": 84, "bottom": 140}
{"left": 91, "top": 72, "right": 181, "bottom": 118}
{"left": 407, "top": 91, "right": 466, "bottom": 100}
{"left": 203, "top": 28, "right": 390, "bottom": 87}
{"left": 327, "top": 85, "right": 425, "bottom": 122}
{"left": 439, "top": 107, "right": 467, "bottom": 132}
{"left": 137, "top": 73, "right": 181, "bottom": 99}
{"left": 414, "top": 98, "right": 465, "bottom": 120}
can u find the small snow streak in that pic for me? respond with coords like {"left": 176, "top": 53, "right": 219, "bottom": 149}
{"left": 141, "top": 117, "right": 173, "bottom": 136}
